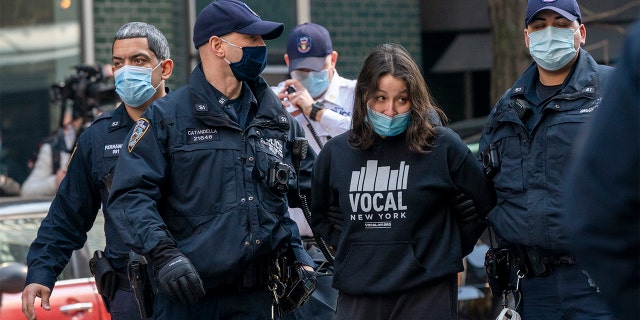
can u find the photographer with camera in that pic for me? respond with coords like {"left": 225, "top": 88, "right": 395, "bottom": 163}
{"left": 21, "top": 106, "right": 84, "bottom": 197}
{"left": 107, "top": 1, "right": 315, "bottom": 318}
{"left": 22, "top": 22, "right": 174, "bottom": 320}
{"left": 272, "top": 23, "right": 356, "bottom": 244}
{"left": 23, "top": 61, "right": 118, "bottom": 198}
{"left": 274, "top": 22, "right": 356, "bottom": 154}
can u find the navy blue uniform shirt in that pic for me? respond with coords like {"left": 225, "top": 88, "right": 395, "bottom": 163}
{"left": 26, "top": 104, "right": 136, "bottom": 289}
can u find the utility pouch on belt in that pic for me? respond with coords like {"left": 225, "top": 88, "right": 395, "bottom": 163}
{"left": 270, "top": 251, "right": 318, "bottom": 314}
{"left": 280, "top": 261, "right": 317, "bottom": 313}
{"left": 89, "top": 250, "right": 115, "bottom": 311}
{"left": 127, "top": 251, "right": 154, "bottom": 319}
{"left": 521, "top": 246, "right": 554, "bottom": 277}
{"left": 484, "top": 247, "right": 514, "bottom": 297}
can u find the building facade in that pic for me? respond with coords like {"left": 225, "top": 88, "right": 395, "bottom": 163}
{"left": 0, "top": 0, "right": 635, "bottom": 183}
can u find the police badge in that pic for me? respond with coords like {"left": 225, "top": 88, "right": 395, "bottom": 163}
{"left": 128, "top": 118, "right": 150, "bottom": 152}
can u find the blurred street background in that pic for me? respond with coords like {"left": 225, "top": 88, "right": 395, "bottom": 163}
{"left": 0, "top": 0, "right": 636, "bottom": 197}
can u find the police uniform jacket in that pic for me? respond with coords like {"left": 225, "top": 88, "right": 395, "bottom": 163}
{"left": 26, "top": 104, "right": 135, "bottom": 289}
{"left": 478, "top": 49, "right": 613, "bottom": 253}
{"left": 107, "top": 63, "right": 315, "bottom": 290}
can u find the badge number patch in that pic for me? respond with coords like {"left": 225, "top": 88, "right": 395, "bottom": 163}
{"left": 128, "top": 118, "right": 150, "bottom": 152}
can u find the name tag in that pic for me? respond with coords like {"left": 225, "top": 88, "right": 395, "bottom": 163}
{"left": 103, "top": 143, "right": 122, "bottom": 157}
{"left": 187, "top": 128, "right": 220, "bottom": 144}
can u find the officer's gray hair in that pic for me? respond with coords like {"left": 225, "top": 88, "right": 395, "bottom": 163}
{"left": 112, "top": 22, "right": 170, "bottom": 60}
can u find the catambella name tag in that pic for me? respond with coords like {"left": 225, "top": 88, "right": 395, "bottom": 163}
{"left": 186, "top": 128, "right": 220, "bottom": 144}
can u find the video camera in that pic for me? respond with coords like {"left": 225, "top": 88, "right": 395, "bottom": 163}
{"left": 49, "top": 64, "right": 118, "bottom": 126}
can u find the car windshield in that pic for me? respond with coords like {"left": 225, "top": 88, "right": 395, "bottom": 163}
{"left": 0, "top": 200, "right": 106, "bottom": 281}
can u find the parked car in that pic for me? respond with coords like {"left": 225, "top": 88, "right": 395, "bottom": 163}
{"left": 449, "top": 116, "right": 488, "bottom": 155}
{"left": 0, "top": 197, "right": 110, "bottom": 320}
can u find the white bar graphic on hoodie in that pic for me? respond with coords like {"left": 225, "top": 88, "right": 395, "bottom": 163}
{"left": 349, "top": 160, "right": 409, "bottom": 192}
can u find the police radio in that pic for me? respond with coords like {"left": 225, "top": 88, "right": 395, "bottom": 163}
{"left": 292, "top": 137, "right": 335, "bottom": 264}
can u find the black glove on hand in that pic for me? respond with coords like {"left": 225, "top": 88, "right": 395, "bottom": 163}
{"left": 453, "top": 193, "right": 477, "bottom": 223}
{"left": 327, "top": 205, "right": 343, "bottom": 232}
{"left": 150, "top": 240, "right": 205, "bottom": 304}
{"left": 453, "top": 193, "right": 482, "bottom": 256}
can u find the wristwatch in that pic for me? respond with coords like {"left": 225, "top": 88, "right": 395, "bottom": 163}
{"left": 310, "top": 101, "right": 325, "bottom": 122}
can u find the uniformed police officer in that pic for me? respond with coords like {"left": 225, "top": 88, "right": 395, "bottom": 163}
{"left": 274, "top": 22, "right": 356, "bottom": 154}
{"left": 478, "top": 0, "right": 614, "bottom": 318}
{"left": 272, "top": 23, "right": 356, "bottom": 239}
{"left": 106, "top": 1, "right": 315, "bottom": 319}
{"left": 22, "top": 22, "right": 174, "bottom": 320}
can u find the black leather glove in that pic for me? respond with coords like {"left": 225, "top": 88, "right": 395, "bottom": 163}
{"left": 327, "top": 205, "right": 343, "bottom": 232}
{"left": 453, "top": 193, "right": 477, "bottom": 224}
{"left": 453, "top": 193, "right": 481, "bottom": 256}
{"left": 150, "top": 240, "right": 205, "bottom": 304}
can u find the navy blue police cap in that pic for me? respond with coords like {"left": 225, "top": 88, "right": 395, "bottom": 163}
{"left": 193, "top": 0, "right": 284, "bottom": 49}
{"left": 525, "top": 0, "right": 582, "bottom": 26}
{"left": 286, "top": 23, "right": 333, "bottom": 73}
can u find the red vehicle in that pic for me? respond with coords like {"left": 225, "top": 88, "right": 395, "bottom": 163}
{"left": 0, "top": 198, "right": 110, "bottom": 320}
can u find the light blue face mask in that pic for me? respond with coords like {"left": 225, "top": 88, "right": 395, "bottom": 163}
{"left": 529, "top": 26, "right": 578, "bottom": 71}
{"left": 114, "top": 63, "right": 162, "bottom": 107}
{"left": 367, "top": 107, "right": 411, "bottom": 137}
{"left": 291, "top": 69, "right": 330, "bottom": 98}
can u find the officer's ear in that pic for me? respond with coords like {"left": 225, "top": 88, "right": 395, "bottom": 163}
{"left": 330, "top": 51, "right": 338, "bottom": 67}
{"left": 208, "top": 36, "right": 225, "bottom": 57}
{"left": 160, "top": 59, "right": 174, "bottom": 80}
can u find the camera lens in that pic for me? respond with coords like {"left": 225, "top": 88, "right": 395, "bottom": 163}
{"left": 276, "top": 168, "right": 288, "bottom": 184}
{"left": 482, "top": 152, "right": 490, "bottom": 168}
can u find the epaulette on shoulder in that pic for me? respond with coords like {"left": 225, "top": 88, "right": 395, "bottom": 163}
{"left": 93, "top": 109, "right": 116, "bottom": 123}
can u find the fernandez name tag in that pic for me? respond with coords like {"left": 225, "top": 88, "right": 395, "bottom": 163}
{"left": 103, "top": 143, "right": 123, "bottom": 157}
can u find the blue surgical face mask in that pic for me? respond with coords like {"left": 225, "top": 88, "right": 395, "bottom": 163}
{"left": 221, "top": 38, "right": 267, "bottom": 82}
{"left": 290, "top": 69, "right": 330, "bottom": 98}
{"left": 367, "top": 107, "right": 411, "bottom": 137}
{"left": 115, "top": 63, "right": 162, "bottom": 107}
{"left": 529, "top": 26, "right": 578, "bottom": 71}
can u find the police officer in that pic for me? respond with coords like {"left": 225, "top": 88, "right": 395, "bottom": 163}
{"left": 478, "top": 0, "right": 614, "bottom": 319}
{"left": 274, "top": 22, "right": 356, "bottom": 153}
{"left": 272, "top": 23, "right": 356, "bottom": 239}
{"left": 22, "top": 22, "right": 174, "bottom": 320}
{"left": 106, "top": 1, "right": 315, "bottom": 319}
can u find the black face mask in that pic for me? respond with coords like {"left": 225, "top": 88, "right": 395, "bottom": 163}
{"left": 223, "top": 41, "right": 268, "bottom": 82}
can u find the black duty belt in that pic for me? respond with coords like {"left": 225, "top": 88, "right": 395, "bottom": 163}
{"left": 547, "top": 254, "right": 576, "bottom": 266}
{"left": 521, "top": 246, "right": 576, "bottom": 277}
{"left": 115, "top": 272, "right": 132, "bottom": 291}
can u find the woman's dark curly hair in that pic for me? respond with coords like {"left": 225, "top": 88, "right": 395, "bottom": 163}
{"left": 349, "top": 43, "right": 447, "bottom": 153}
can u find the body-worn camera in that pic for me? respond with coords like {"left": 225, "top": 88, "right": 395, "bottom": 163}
{"left": 268, "top": 161, "right": 291, "bottom": 193}
{"left": 482, "top": 143, "right": 500, "bottom": 179}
